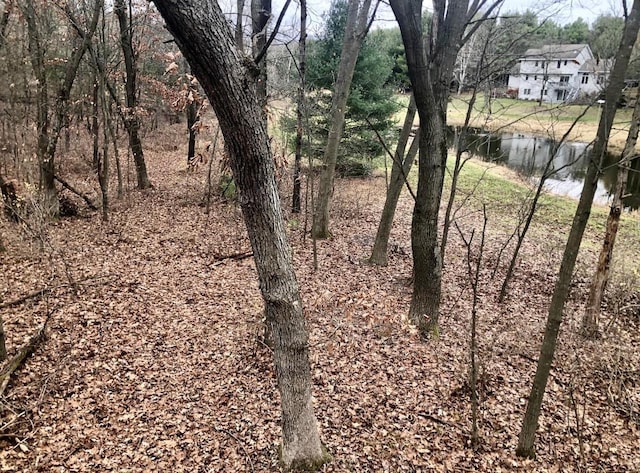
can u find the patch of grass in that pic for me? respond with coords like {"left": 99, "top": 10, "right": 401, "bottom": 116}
{"left": 445, "top": 155, "right": 640, "bottom": 286}
{"left": 448, "top": 95, "right": 632, "bottom": 126}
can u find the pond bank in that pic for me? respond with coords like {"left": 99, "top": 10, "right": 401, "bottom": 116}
{"left": 446, "top": 95, "right": 634, "bottom": 154}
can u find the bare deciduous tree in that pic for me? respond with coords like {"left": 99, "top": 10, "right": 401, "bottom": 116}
{"left": 19, "top": 0, "right": 102, "bottom": 215}
{"left": 312, "top": 0, "right": 376, "bottom": 239}
{"left": 582, "top": 86, "right": 640, "bottom": 337}
{"left": 517, "top": 0, "right": 640, "bottom": 458}
{"left": 115, "top": 0, "right": 152, "bottom": 189}
{"left": 292, "top": 0, "right": 307, "bottom": 214}
{"left": 152, "top": 1, "right": 328, "bottom": 469}
{"left": 390, "top": 0, "right": 501, "bottom": 336}
{"left": 369, "top": 94, "right": 418, "bottom": 266}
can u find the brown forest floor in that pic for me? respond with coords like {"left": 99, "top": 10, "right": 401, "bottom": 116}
{"left": 0, "top": 124, "right": 639, "bottom": 472}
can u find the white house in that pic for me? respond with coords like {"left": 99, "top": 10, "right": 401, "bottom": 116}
{"left": 507, "top": 44, "right": 609, "bottom": 103}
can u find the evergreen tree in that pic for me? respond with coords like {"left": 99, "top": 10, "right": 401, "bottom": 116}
{"left": 304, "top": 0, "right": 400, "bottom": 175}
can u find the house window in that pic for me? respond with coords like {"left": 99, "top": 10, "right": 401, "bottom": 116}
{"left": 544, "top": 89, "right": 548, "bottom": 95}
{"left": 597, "top": 75, "right": 604, "bottom": 85}
{"left": 523, "top": 89, "right": 531, "bottom": 95}
{"left": 581, "top": 74, "right": 589, "bottom": 84}
{"left": 525, "top": 75, "right": 529, "bottom": 80}
{"left": 557, "top": 60, "right": 561, "bottom": 68}
{"left": 564, "top": 60, "right": 568, "bottom": 66}
{"left": 535, "top": 61, "right": 539, "bottom": 66}
{"left": 534, "top": 75, "right": 537, "bottom": 80}
{"left": 560, "top": 75, "right": 570, "bottom": 84}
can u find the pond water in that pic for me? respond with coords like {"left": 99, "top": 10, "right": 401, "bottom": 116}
{"left": 448, "top": 128, "right": 640, "bottom": 210}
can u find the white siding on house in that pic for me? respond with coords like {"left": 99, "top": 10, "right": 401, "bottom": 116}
{"left": 507, "top": 45, "right": 608, "bottom": 103}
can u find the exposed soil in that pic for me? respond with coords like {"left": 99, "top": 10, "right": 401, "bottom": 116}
{"left": 0, "top": 124, "right": 639, "bottom": 472}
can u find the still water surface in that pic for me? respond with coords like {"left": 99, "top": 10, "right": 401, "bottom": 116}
{"left": 449, "top": 128, "right": 640, "bottom": 210}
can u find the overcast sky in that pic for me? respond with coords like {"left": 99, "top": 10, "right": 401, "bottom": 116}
{"left": 264, "top": 0, "right": 621, "bottom": 37}
{"left": 216, "top": 0, "right": 622, "bottom": 46}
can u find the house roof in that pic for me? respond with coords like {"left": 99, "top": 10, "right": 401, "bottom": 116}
{"left": 522, "top": 44, "right": 589, "bottom": 60}
{"left": 579, "top": 58, "right": 614, "bottom": 73}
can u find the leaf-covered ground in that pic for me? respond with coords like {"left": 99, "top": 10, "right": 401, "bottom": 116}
{"left": 1, "top": 126, "right": 639, "bottom": 472}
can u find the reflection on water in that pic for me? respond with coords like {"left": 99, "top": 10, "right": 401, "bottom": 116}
{"left": 448, "top": 127, "right": 640, "bottom": 210}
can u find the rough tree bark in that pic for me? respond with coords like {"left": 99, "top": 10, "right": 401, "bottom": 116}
{"left": 235, "top": 0, "right": 245, "bottom": 50}
{"left": 152, "top": 1, "right": 327, "bottom": 470}
{"left": 582, "top": 87, "right": 640, "bottom": 337}
{"left": 369, "top": 94, "right": 418, "bottom": 266}
{"left": 0, "top": 0, "right": 10, "bottom": 50}
{"left": 292, "top": 0, "right": 307, "bottom": 214}
{"left": 516, "top": 0, "right": 640, "bottom": 458}
{"left": 251, "top": 0, "right": 271, "bottom": 118}
{"left": 390, "top": 0, "right": 499, "bottom": 336}
{"left": 186, "top": 85, "right": 200, "bottom": 164}
{"left": 312, "top": 0, "right": 374, "bottom": 238}
{"left": 114, "top": 0, "right": 151, "bottom": 190}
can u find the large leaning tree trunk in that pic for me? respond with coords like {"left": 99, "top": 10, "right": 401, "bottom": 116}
{"left": 369, "top": 94, "right": 418, "bottom": 266}
{"left": 390, "top": 0, "right": 500, "bottom": 336}
{"left": 114, "top": 0, "right": 151, "bottom": 189}
{"left": 516, "top": 0, "right": 640, "bottom": 458}
{"left": 582, "top": 86, "right": 640, "bottom": 338}
{"left": 312, "top": 0, "right": 374, "bottom": 239}
{"left": 152, "top": 1, "right": 328, "bottom": 470}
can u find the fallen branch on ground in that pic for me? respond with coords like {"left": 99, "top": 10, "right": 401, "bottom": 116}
{"left": 211, "top": 251, "right": 253, "bottom": 267}
{"left": 417, "top": 412, "right": 463, "bottom": 431}
{"left": 0, "top": 274, "right": 114, "bottom": 310}
{"left": 0, "top": 312, "right": 51, "bottom": 396}
{"left": 0, "top": 288, "right": 52, "bottom": 311}
{"left": 53, "top": 174, "right": 98, "bottom": 211}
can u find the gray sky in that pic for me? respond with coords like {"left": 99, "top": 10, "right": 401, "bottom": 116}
{"left": 219, "top": 0, "right": 622, "bottom": 45}
{"left": 271, "top": 0, "right": 620, "bottom": 34}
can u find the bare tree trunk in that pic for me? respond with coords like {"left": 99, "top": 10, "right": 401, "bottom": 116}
{"left": 499, "top": 107, "right": 591, "bottom": 303}
{"left": 582, "top": 87, "right": 640, "bottom": 337}
{"left": 20, "top": 0, "right": 55, "bottom": 212}
{"left": 0, "top": 309, "right": 5, "bottom": 361}
{"left": 251, "top": 0, "right": 271, "bottom": 119}
{"left": 92, "top": 80, "right": 100, "bottom": 173}
{"left": 97, "top": 42, "right": 111, "bottom": 221}
{"left": 21, "top": 0, "right": 102, "bottom": 215}
{"left": 312, "top": 0, "right": 374, "bottom": 239}
{"left": 153, "top": 2, "right": 327, "bottom": 469}
{"left": 458, "top": 206, "right": 488, "bottom": 448}
{"left": 369, "top": 94, "right": 417, "bottom": 265}
{"left": 390, "top": 0, "right": 482, "bottom": 336}
{"left": 235, "top": 0, "right": 245, "bottom": 50}
{"left": 99, "top": 100, "right": 110, "bottom": 222}
{"left": 186, "top": 93, "right": 198, "bottom": 164}
{"left": 516, "top": 0, "right": 640, "bottom": 458}
{"left": 0, "top": 1, "right": 10, "bottom": 50}
{"left": 292, "top": 0, "right": 306, "bottom": 214}
{"left": 441, "top": 18, "right": 498, "bottom": 263}
{"left": 115, "top": 0, "right": 151, "bottom": 190}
